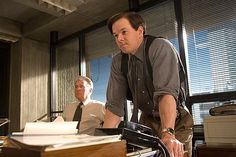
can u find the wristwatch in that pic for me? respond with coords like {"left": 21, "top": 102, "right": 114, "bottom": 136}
{"left": 161, "top": 128, "right": 175, "bottom": 135}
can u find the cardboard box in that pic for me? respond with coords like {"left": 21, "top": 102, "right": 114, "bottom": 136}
{"left": 203, "top": 115, "right": 236, "bottom": 145}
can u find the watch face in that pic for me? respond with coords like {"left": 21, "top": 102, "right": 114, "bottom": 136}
{"left": 167, "top": 128, "right": 175, "bottom": 134}
{"left": 162, "top": 128, "right": 175, "bottom": 135}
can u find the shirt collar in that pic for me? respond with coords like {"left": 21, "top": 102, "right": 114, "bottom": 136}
{"left": 80, "top": 98, "right": 91, "bottom": 106}
{"left": 130, "top": 39, "right": 145, "bottom": 62}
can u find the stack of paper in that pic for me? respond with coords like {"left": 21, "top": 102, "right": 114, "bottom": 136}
{"left": 14, "top": 121, "right": 78, "bottom": 135}
{"left": 8, "top": 121, "right": 121, "bottom": 151}
{"left": 9, "top": 134, "right": 122, "bottom": 151}
{"left": 7, "top": 121, "right": 123, "bottom": 155}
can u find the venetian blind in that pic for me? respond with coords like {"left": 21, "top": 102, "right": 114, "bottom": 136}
{"left": 182, "top": 0, "right": 236, "bottom": 96}
{"left": 85, "top": 26, "right": 119, "bottom": 60}
{"left": 140, "top": 0, "right": 179, "bottom": 48}
{"left": 182, "top": 0, "right": 236, "bottom": 124}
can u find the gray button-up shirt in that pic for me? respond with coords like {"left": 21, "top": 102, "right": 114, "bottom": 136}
{"left": 106, "top": 37, "right": 180, "bottom": 117}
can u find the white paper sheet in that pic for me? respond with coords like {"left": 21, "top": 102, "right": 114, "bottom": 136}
{"left": 23, "top": 121, "right": 78, "bottom": 135}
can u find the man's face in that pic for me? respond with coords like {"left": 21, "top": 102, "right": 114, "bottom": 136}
{"left": 74, "top": 80, "right": 92, "bottom": 102}
{"left": 112, "top": 17, "right": 144, "bottom": 54}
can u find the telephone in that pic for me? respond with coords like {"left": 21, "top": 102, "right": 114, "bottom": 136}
{"left": 95, "top": 121, "right": 170, "bottom": 157}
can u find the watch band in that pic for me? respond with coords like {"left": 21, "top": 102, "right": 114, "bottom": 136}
{"left": 161, "top": 128, "right": 175, "bottom": 135}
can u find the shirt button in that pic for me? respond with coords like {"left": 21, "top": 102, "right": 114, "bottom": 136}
{"left": 142, "top": 91, "right": 145, "bottom": 93}
{"left": 138, "top": 78, "right": 140, "bottom": 81}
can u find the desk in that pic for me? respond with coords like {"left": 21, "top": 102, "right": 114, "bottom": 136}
{"left": 196, "top": 144, "right": 236, "bottom": 157}
{"left": 1, "top": 140, "right": 127, "bottom": 157}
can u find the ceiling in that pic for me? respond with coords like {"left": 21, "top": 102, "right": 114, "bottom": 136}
{"left": 0, "top": 0, "right": 129, "bottom": 43}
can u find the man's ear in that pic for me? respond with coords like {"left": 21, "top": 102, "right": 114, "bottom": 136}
{"left": 138, "top": 26, "right": 144, "bottom": 35}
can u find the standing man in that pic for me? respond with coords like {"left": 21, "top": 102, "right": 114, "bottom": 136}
{"left": 103, "top": 11, "right": 193, "bottom": 157}
{"left": 63, "top": 75, "right": 105, "bottom": 135}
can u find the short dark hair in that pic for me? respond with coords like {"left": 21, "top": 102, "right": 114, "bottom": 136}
{"left": 107, "top": 11, "right": 146, "bottom": 35}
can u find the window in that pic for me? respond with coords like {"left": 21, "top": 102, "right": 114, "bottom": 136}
{"left": 90, "top": 56, "right": 112, "bottom": 102}
{"left": 85, "top": 26, "right": 118, "bottom": 102}
{"left": 182, "top": 0, "right": 236, "bottom": 95}
{"left": 192, "top": 100, "right": 236, "bottom": 125}
{"left": 140, "top": 0, "right": 178, "bottom": 48}
{"left": 182, "top": 0, "right": 236, "bottom": 124}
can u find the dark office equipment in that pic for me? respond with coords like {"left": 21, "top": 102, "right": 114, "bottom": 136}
{"left": 209, "top": 102, "right": 236, "bottom": 116}
{"left": 95, "top": 121, "right": 170, "bottom": 157}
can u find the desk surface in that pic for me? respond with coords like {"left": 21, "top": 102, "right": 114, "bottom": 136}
{"left": 1, "top": 140, "right": 127, "bottom": 157}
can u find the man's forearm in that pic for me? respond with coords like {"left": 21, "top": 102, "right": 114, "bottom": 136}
{"left": 159, "top": 95, "right": 177, "bottom": 130}
{"left": 159, "top": 95, "right": 185, "bottom": 157}
{"left": 102, "top": 109, "right": 121, "bottom": 128}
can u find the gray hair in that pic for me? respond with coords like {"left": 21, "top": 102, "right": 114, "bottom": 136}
{"left": 76, "top": 75, "right": 93, "bottom": 89}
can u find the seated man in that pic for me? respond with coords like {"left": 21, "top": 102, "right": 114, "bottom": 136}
{"left": 62, "top": 75, "right": 105, "bottom": 135}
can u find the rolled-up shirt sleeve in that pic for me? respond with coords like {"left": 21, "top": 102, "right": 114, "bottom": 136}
{"left": 105, "top": 53, "right": 128, "bottom": 117}
{"left": 149, "top": 38, "right": 180, "bottom": 106}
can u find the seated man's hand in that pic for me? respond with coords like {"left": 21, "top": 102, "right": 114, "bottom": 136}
{"left": 53, "top": 116, "right": 65, "bottom": 122}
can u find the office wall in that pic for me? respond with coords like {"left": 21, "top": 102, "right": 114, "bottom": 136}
{"left": 9, "top": 38, "right": 49, "bottom": 132}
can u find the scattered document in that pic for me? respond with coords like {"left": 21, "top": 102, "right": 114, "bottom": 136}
{"left": 22, "top": 121, "right": 78, "bottom": 135}
{"left": 8, "top": 120, "right": 122, "bottom": 152}
{"left": 9, "top": 134, "right": 122, "bottom": 151}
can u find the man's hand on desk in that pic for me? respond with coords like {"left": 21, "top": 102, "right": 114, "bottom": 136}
{"left": 161, "top": 133, "right": 185, "bottom": 157}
